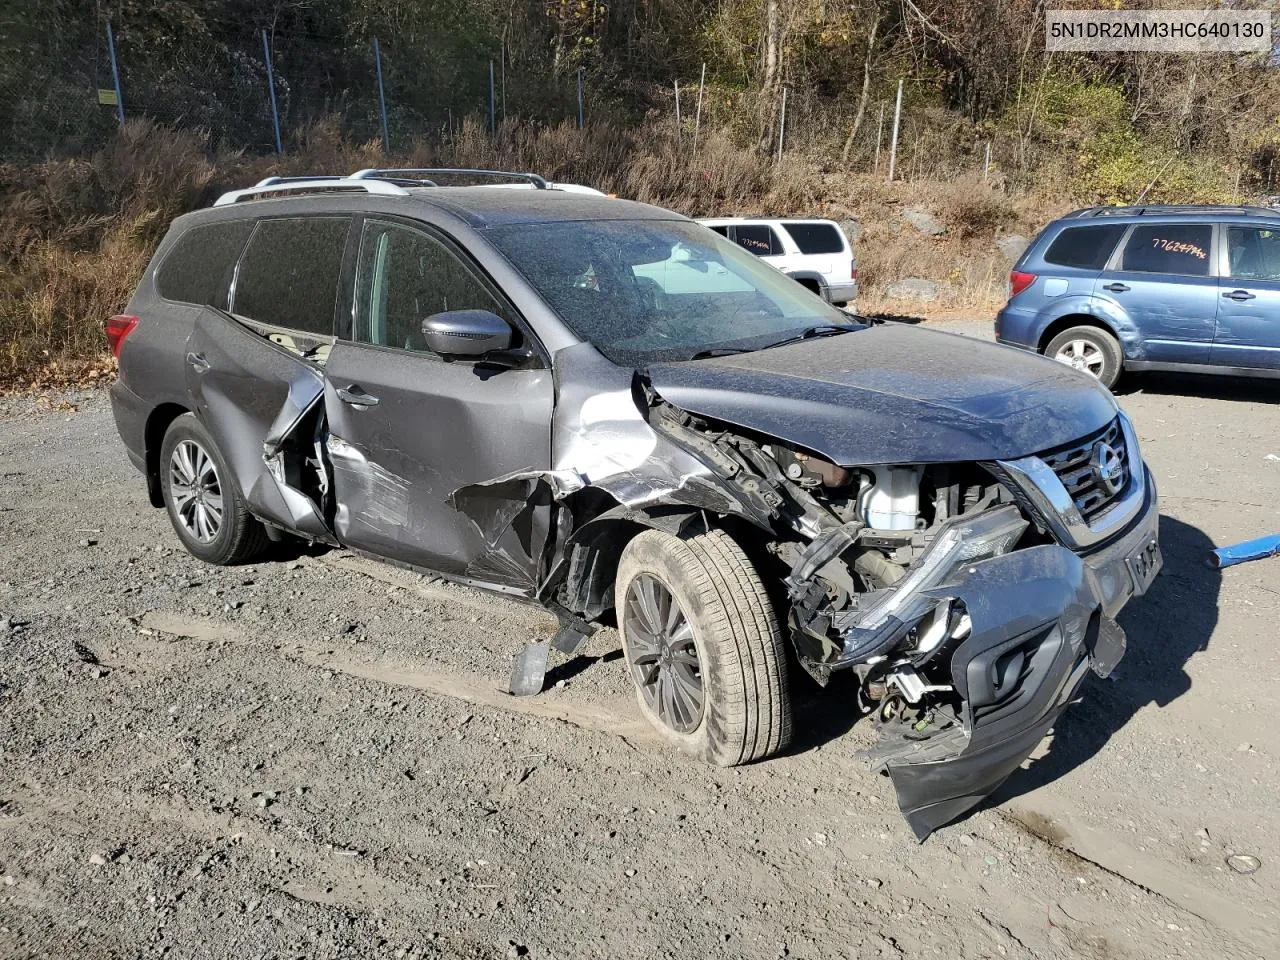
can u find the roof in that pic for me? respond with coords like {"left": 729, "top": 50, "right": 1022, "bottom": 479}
{"left": 411, "top": 187, "right": 682, "bottom": 227}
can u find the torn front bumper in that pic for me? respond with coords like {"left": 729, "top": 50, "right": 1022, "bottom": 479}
{"left": 866, "top": 476, "right": 1160, "bottom": 839}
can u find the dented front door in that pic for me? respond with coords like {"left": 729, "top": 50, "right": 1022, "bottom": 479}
{"left": 185, "top": 307, "right": 332, "bottom": 538}
{"left": 323, "top": 343, "right": 553, "bottom": 590}
{"left": 323, "top": 217, "right": 554, "bottom": 593}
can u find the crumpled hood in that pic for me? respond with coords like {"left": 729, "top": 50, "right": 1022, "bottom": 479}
{"left": 646, "top": 323, "right": 1117, "bottom": 465}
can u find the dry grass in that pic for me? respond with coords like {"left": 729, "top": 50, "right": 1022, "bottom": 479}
{"left": 0, "top": 118, "right": 1066, "bottom": 389}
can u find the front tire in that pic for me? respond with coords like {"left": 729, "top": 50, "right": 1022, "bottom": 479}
{"left": 616, "top": 528, "right": 792, "bottom": 766}
{"left": 160, "top": 414, "right": 269, "bottom": 565}
{"left": 1044, "top": 325, "right": 1123, "bottom": 389}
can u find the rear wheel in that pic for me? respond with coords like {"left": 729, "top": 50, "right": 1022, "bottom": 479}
{"left": 1044, "top": 325, "right": 1123, "bottom": 389}
{"left": 160, "top": 414, "right": 269, "bottom": 565}
{"left": 616, "top": 528, "right": 792, "bottom": 766}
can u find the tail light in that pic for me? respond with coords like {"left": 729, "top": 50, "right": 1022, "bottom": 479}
{"left": 851, "top": 260, "right": 857, "bottom": 281}
{"left": 105, "top": 314, "right": 139, "bottom": 357}
{"left": 1009, "top": 271, "right": 1036, "bottom": 298}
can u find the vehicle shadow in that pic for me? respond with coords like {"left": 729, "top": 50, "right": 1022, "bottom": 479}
{"left": 983, "top": 513, "right": 1219, "bottom": 807}
{"left": 1118, "top": 371, "right": 1280, "bottom": 404}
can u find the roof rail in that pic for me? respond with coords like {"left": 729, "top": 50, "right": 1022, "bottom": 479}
{"left": 212, "top": 178, "right": 410, "bottom": 206}
{"left": 350, "top": 167, "right": 549, "bottom": 189}
{"left": 1069, "top": 203, "right": 1279, "bottom": 219}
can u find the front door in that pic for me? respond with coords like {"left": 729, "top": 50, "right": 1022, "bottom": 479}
{"left": 1213, "top": 223, "right": 1280, "bottom": 370}
{"left": 324, "top": 217, "right": 554, "bottom": 593}
{"left": 1093, "top": 222, "right": 1218, "bottom": 364}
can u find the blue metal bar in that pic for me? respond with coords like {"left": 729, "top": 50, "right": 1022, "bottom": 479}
{"left": 489, "top": 60, "right": 496, "bottom": 134}
{"left": 373, "top": 37, "right": 390, "bottom": 153}
{"left": 261, "top": 29, "right": 283, "bottom": 155}
{"left": 105, "top": 21, "right": 125, "bottom": 125}
{"left": 1210, "top": 534, "right": 1280, "bottom": 569}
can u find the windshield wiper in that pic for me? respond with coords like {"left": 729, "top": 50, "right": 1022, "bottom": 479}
{"left": 759, "top": 323, "right": 861, "bottom": 352}
{"left": 686, "top": 346, "right": 754, "bottom": 360}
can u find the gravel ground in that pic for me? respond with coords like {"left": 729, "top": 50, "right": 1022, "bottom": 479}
{"left": 1, "top": 321, "right": 1277, "bottom": 959}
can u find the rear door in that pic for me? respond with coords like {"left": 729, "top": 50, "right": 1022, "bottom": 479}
{"left": 1093, "top": 221, "right": 1218, "bottom": 364}
{"left": 1212, "top": 222, "right": 1280, "bottom": 370}
{"left": 185, "top": 215, "right": 350, "bottom": 538}
{"left": 778, "top": 221, "right": 846, "bottom": 278}
{"left": 323, "top": 216, "right": 554, "bottom": 593}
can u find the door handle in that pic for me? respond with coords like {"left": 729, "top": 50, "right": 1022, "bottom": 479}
{"left": 1102, "top": 283, "right": 1129, "bottom": 293}
{"left": 186, "top": 351, "right": 210, "bottom": 373}
{"left": 1223, "top": 289, "right": 1257, "bottom": 301}
{"left": 335, "top": 385, "right": 380, "bottom": 407}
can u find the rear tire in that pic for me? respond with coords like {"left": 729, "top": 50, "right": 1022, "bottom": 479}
{"left": 616, "top": 528, "right": 792, "bottom": 766}
{"left": 1044, "top": 325, "right": 1123, "bottom": 389}
{"left": 160, "top": 414, "right": 269, "bottom": 565}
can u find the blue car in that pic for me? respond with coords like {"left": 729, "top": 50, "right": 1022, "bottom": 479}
{"left": 996, "top": 205, "right": 1280, "bottom": 387}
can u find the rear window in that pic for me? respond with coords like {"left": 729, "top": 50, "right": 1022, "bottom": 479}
{"left": 1042, "top": 225, "right": 1126, "bottom": 270}
{"left": 704, "top": 224, "right": 729, "bottom": 237}
{"left": 781, "top": 222, "right": 845, "bottom": 254}
{"left": 732, "top": 224, "right": 784, "bottom": 256}
{"left": 155, "top": 220, "right": 254, "bottom": 307}
{"left": 1120, "top": 223, "right": 1212, "bottom": 276}
{"left": 232, "top": 217, "right": 350, "bottom": 335}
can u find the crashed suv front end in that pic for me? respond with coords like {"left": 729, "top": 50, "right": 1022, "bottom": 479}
{"left": 652, "top": 403, "right": 1157, "bottom": 838}
{"left": 480, "top": 327, "right": 1162, "bottom": 839}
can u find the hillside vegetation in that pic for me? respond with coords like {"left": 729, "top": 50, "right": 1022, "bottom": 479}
{"left": 1, "top": 1, "right": 1278, "bottom": 387}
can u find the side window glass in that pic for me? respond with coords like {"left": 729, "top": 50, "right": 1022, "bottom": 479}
{"left": 732, "top": 224, "right": 782, "bottom": 257}
{"left": 706, "top": 225, "right": 729, "bottom": 237}
{"left": 1120, "top": 224, "right": 1212, "bottom": 277}
{"left": 156, "top": 220, "right": 254, "bottom": 307}
{"left": 1228, "top": 226, "right": 1280, "bottom": 281}
{"left": 353, "top": 220, "right": 509, "bottom": 353}
{"left": 1042, "top": 225, "right": 1126, "bottom": 270}
{"left": 233, "top": 218, "right": 349, "bottom": 335}
{"left": 781, "top": 222, "right": 845, "bottom": 254}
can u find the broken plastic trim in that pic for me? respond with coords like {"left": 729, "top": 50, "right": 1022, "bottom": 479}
{"left": 830, "top": 505, "right": 1028, "bottom": 666}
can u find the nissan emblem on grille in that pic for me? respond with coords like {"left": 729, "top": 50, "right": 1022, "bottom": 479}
{"left": 1089, "top": 441, "right": 1125, "bottom": 496}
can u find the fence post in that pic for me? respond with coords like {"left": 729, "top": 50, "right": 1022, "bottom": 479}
{"left": 693, "top": 62, "right": 706, "bottom": 154}
{"left": 105, "top": 21, "right": 125, "bottom": 125}
{"left": 489, "top": 60, "right": 496, "bottom": 133}
{"left": 674, "top": 80, "right": 681, "bottom": 140}
{"left": 887, "top": 78, "right": 903, "bottom": 182}
{"left": 577, "top": 68, "right": 584, "bottom": 128}
{"left": 373, "top": 38, "right": 390, "bottom": 154}
{"left": 261, "top": 30, "right": 283, "bottom": 155}
{"left": 776, "top": 87, "right": 787, "bottom": 164}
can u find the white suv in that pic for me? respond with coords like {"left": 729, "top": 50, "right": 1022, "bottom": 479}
{"left": 698, "top": 218, "right": 857, "bottom": 306}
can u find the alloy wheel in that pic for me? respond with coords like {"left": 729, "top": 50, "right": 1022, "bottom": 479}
{"left": 623, "top": 574, "right": 704, "bottom": 734}
{"left": 1053, "top": 339, "right": 1105, "bottom": 377}
{"left": 169, "top": 439, "right": 223, "bottom": 543}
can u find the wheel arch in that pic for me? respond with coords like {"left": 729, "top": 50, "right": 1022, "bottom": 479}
{"left": 144, "top": 402, "right": 192, "bottom": 507}
{"left": 555, "top": 499, "right": 775, "bottom": 624}
{"left": 1036, "top": 313, "right": 1122, "bottom": 354}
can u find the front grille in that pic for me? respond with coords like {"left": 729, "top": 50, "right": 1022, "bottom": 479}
{"left": 1038, "top": 417, "right": 1130, "bottom": 522}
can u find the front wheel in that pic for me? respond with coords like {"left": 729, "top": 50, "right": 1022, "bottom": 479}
{"left": 1044, "top": 325, "right": 1123, "bottom": 389}
{"left": 615, "top": 528, "right": 792, "bottom": 766}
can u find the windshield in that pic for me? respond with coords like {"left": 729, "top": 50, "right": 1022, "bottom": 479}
{"left": 485, "top": 219, "right": 858, "bottom": 365}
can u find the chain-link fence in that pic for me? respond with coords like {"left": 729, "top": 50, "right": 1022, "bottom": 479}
{"left": 0, "top": 10, "right": 590, "bottom": 163}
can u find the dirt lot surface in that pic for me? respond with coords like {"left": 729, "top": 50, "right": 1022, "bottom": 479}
{"left": 2, "top": 319, "right": 1278, "bottom": 959}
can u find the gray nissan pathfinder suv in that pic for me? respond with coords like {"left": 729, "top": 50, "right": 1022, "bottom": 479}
{"left": 107, "top": 169, "right": 1161, "bottom": 837}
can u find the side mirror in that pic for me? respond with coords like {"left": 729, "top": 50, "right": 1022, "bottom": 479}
{"left": 421, "top": 309, "right": 513, "bottom": 358}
